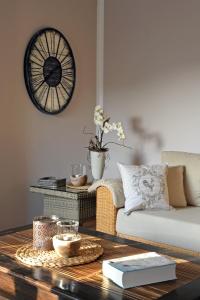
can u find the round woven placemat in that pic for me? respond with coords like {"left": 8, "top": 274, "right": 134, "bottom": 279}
{"left": 16, "top": 239, "right": 103, "bottom": 268}
{"left": 66, "top": 183, "right": 92, "bottom": 190}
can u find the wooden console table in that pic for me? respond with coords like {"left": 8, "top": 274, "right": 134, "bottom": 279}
{"left": 30, "top": 185, "right": 96, "bottom": 224}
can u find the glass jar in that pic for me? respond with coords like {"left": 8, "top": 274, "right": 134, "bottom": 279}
{"left": 71, "top": 163, "right": 86, "bottom": 177}
{"left": 53, "top": 220, "right": 81, "bottom": 257}
{"left": 57, "top": 220, "right": 79, "bottom": 236}
{"left": 70, "top": 163, "right": 87, "bottom": 186}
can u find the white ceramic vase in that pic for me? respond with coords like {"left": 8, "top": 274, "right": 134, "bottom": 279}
{"left": 90, "top": 150, "right": 107, "bottom": 180}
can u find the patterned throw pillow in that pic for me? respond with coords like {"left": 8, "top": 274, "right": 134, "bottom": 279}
{"left": 118, "top": 163, "right": 170, "bottom": 215}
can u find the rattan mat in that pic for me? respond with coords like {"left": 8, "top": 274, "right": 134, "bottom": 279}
{"left": 66, "top": 183, "right": 92, "bottom": 190}
{"left": 16, "top": 239, "right": 103, "bottom": 268}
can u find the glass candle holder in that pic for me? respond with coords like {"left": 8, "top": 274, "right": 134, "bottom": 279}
{"left": 57, "top": 220, "right": 79, "bottom": 236}
{"left": 53, "top": 220, "right": 80, "bottom": 257}
{"left": 33, "top": 215, "right": 60, "bottom": 250}
{"left": 71, "top": 163, "right": 86, "bottom": 177}
{"left": 70, "top": 164, "right": 87, "bottom": 186}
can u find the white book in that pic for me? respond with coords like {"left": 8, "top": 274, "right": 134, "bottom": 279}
{"left": 102, "top": 252, "right": 176, "bottom": 289}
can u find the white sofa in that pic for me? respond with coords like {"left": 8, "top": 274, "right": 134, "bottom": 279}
{"left": 96, "top": 151, "right": 200, "bottom": 252}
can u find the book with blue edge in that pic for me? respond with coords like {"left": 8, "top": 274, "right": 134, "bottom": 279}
{"left": 102, "top": 252, "right": 176, "bottom": 289}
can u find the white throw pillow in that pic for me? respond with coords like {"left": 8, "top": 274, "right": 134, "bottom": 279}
{"left": 118, "top": 163, "right": 170, "bottom": 215}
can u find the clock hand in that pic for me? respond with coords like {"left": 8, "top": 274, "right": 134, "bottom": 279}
{"left": 43, "top": 62, "right": 61, "bottom": 85}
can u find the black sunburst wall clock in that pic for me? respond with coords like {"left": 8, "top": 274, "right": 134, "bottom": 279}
{"left": 24, "top": 28, "right": 76, "bottom": 114}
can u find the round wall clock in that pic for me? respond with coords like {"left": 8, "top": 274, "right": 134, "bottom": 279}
{"left": 24, "top": 28, "right": 76, "bottom": 114}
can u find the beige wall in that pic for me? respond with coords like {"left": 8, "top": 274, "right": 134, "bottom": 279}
{"left": 104, "top": 0, "right": 200, "bottom": 177}
{"left": 0, "top": 0, "right": 96, "bottom": 229}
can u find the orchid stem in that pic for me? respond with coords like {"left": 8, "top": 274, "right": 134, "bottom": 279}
{"left": 102, "top": 141, "right": 133, "bottom": 149}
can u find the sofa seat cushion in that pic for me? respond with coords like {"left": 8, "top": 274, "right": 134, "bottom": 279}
{"left": 116, "top": 207, "right": 200, "bottom": 251}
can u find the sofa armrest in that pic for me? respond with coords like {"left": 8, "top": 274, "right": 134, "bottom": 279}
{"left": 96, "top": 186, "right": 118, "bottom": 235}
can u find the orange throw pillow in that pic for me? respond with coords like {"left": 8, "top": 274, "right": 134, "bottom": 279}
{"left": 167, "top": 166, "right": 187, "bottom": 207}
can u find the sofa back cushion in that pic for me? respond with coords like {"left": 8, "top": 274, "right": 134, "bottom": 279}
{"left": 162, "top": 151, "right": 200, "bottom": 206}
{"left": 167, "top": 166, "right": 187, "bottom": 207}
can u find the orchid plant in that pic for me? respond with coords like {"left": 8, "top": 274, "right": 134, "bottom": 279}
{"left": 85, "top": 105, "right": 127, "bottom": 152}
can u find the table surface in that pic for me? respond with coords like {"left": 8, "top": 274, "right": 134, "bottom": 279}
{"left": 30, "top": 185, "right": 95, "bottom": 200}
{"left": 30, "top": 185, "right": 92, "bottom": 194}
{"left": 0, "top": 226, "right": 200, "bottom": 300}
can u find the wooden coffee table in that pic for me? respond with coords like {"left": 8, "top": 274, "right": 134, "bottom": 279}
{"left": 0, "top": 225, "right": 200, "bottom": 300}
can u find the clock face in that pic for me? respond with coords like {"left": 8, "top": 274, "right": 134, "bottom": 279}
{"left": 24, "top": 28, "right": 76, "bottom": 114}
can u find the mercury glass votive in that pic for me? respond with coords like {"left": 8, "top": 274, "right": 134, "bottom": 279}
{"left": 33, "top": 215, "right": 60, "bottom": 251}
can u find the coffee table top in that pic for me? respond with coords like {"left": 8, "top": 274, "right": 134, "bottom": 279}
{"left": 0, "top": 225, "right": 200, "bottom": 300}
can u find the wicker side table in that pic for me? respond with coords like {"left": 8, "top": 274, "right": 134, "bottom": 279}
{"left": 30, "top": 186, "right": 96, "bottom": 225}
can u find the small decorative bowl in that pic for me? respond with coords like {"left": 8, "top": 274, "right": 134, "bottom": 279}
{"left": 70, "top": 174, "right": 87, "bottom": 187}
{"left": 53, "top": 233, "right": 81, "bottom": 258}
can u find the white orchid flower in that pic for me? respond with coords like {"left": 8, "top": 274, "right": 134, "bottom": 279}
{"left": 95, "top": 105, "right": 103, "bottom": 114}
{"left": 94, "top": 113, "right": 103, "bottom": 121}
{"left": 95, "top": 105, "right": 101, "bottom": 110}
{"left": 112, "top": 122, "right": 117, "bottom": 130}
{"left": 89, "top": 105, "right": 128, "bottom": 151}
{"left": 94, "top": 110, "right": 104, "bottom": 126}
{"left": 119, "top": 133, "right": 125, "bottom": 140}
{"left": 116, "top": 122, "right": 122, "bottom": 129}
{"left": 104, "top": 122, "right": 113, "bottom": 132}
{"left": 103, "top": 127, "right": 109, "bottom": 134}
